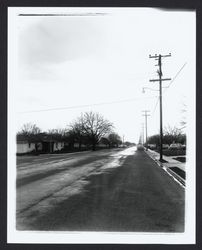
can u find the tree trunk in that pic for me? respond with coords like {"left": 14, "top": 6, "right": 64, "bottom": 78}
{"left": 92, "top": 143, "right": 96, "bottom": 151}
{"left": 35, "top": 143, "right": 38, "bottom": 152}
{"left": 79, "top": 139, "right": 81, "bottom": 151}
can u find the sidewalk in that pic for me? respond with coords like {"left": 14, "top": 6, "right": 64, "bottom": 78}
{"left": 145, "top": 149, "right": 186, "bottom": 186}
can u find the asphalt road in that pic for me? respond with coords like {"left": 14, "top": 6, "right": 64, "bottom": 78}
{"left": 16, "top": 147, "right": 185, "bottom": 232}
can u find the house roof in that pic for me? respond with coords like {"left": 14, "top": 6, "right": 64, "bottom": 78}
{"left": 16, "top": 134, "right": 39, "bottom": 142}
{"left": 16, "top": 133, "right": 64, "bottom": 143}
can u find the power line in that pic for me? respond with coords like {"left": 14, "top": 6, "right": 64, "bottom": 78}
{"left": 18, "top": 63, "right": 187, "bottom": 115}
{"left": 18, "top": 13, "right": 107, "bottom": 16}
{"left": 165, "top": 62, "right": 187, "bottom": 91}
{"left": 18, "top": 96, "right": 156, "bottom": 114}
{"left": 179, "top": 125, "right": 186, "bottom": 130}
{"left": 150, "top": 62, "right": 187, "bottom": 117}
{"left": 151, "top": 97, "right": 159, "bottom": 116}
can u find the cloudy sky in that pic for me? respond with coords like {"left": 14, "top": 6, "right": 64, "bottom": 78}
{"left": 9, "top": 7, "right": 195, "bottom": 143}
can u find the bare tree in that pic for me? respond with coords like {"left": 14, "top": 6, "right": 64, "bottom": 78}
{"left": 180, "top": 102, "right": 187, "bottom": 129}
{"left": 147, "top": 126, "right": 186, "bottom": 147}
{"left": 47, "top": 128, "right": 67, "bottom": 140}
{"left": 108, "top": 133, "right": 122, "bottom": 148}
{"left": 164, "top": 126, "right": 186, "bottom": 145}
{"left": 17, "top": 123, "right": 42, "bottom": 152}
{"left": 18, "top": 123, "right": 41, "bottom": 136}
{"left": 79, "top": 111, "right": 113, "bottom": 151}
{"left": 68, "top": 121, "right": 84, "bottom": 150}
{"left": 48, "top": 128, "right": 66, "bottom": 135}
{"left": 99, "top": 137, "right": 110, "bottom": 148}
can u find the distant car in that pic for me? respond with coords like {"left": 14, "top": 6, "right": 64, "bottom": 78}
{"left": 169, "top": 143, "right": 183, "bottom": 150}
{"left": 137, "top": 144, "right": 144, "bottom": 150}
{"left": 162, "top": 144, "right": 169, "bottom": 149}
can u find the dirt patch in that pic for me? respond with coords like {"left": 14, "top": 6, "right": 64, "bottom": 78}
{"left": 163, "top": 149, "right": 186, "bottom": 156}
{"left": 173, "top": 157, "right": 186, "bottom": 163}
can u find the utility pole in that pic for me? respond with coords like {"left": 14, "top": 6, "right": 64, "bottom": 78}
{"left": 142, "top": 110, "right": 150, "bottom": 150}
{"left": 141, "top": 123, "right": 144, "bottom": 145}
{"left": 149, "top": 53, "right": 171, "bottom": 162}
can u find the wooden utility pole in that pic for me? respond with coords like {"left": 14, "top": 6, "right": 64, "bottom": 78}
{"left": 142, "top": 110, "right": 150, "bottom": 150}
{"left": 141, "top": 123, "right": 144, "bottom": 145}
{"left": 149, "top": 53, "right": 171, "bottom": 162}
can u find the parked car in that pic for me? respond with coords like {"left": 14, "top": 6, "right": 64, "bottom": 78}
{"left": 147, "top": 144, "right": 156, "bottom": 149}
{"left": 169, "top": 143, "right": 183, "bottom": 150}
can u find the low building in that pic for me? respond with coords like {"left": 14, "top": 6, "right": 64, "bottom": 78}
{"left": 16, "top": 133, "right": 65, "bottom": 154}
{"left": 17, "top": 134, "right": 42, "bottom": 154}
{"left": 17, "top": 140, "right": 37, "bottom": 154}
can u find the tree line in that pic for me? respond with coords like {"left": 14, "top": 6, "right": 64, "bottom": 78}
{"left": 147, "top": 126, "right": 186, "bottom": 146}
{"left": 17, "top": 111, "right": 126, "bottom": 151}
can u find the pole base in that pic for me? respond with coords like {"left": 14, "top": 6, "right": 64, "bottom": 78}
{"left": 159, "top": 158, "right": 167, "bottom": 163}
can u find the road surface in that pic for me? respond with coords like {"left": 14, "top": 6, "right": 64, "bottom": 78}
{"left": 16, "top": 147, "right": 185, "bottom": 232}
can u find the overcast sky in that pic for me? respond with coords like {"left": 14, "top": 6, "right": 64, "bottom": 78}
{"left": 10, "top": 7, "right": 195, "bottom": 143}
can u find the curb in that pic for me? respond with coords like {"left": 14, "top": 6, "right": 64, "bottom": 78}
{"left": 165, "top": 167, "right": 185, "bottom": 186}
{"left": 145, "top": 150, "right": 185, "bottom": 188}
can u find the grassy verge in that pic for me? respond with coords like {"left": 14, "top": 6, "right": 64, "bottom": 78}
{"left": 154, "top": 149, "right": 186, "bottom": 156}
{"left": 173, "top": 156, "right": 186, "bottom": 163}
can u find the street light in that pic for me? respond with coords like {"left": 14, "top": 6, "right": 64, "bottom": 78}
{"left": 142, "top": 87, "right": 168, "bottom": 94}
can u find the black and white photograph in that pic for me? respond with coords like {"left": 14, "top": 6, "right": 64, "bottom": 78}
{"left": 8, "top": 7, "right": 195, "bottom": 244}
